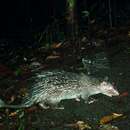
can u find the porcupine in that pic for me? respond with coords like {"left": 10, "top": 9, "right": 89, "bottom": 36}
{"left": 0, "top": 70, "right": 119, "bottom": 109}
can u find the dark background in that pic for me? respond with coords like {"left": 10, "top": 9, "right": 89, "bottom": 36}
{"left": 0, "top": 1, "right": 130, "bottom": 130}
{"left": 0, "top": 0, "right": 130, "bottom": 39}
{"left": 0, "top": 0, "right": 66, "bottom": 39}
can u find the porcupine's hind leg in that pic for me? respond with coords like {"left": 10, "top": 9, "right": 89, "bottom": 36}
{"left": 39, "top": 100, "right": 64, "bottom": 110}
{"left": 38, "top": 102, "right": 50, "bottom": 109}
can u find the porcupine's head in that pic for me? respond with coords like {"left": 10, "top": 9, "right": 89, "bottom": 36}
{"left": 99, "top": 81, "right": 119, "bottom": 97}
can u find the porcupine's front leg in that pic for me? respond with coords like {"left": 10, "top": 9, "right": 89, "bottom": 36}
{"left": 82, "top": 95, "right": 97, "bottom": 104}
{"left": 81, "top": 93, "right": 97, "bottom": 104}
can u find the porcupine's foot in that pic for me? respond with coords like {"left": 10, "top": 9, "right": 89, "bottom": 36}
{"left": 87, "top": 97, "right": 98, "bottom": 104}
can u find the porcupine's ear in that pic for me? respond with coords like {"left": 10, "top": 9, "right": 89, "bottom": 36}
{"left": 99, "top": 81, "right": 110, "bottom": 91}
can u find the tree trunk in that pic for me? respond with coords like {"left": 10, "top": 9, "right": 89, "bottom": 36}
{"left": 66, "top": 0, "right": 78, "bottom": 41}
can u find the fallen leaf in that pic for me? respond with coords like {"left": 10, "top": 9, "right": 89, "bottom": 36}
{"left": 76, "top": 121, "right": 91, "bottom": 130}
{"left": 100, "top": 113, "right": 123, "bottom": 124}
{"left": 9, "top": 110, "right": 24, "bottom": 118}
{"left": 46, "top": 55, "right": 61, "bottom": 60}
{"left": 9, "top": 111, "right": 17, "bottom": 117}
{"left": 99, "top": 124, "right": 119, "bottom": 130}
{"left": 64, "top": 121, "right": 91, "bottom": 130}
{"left": 51, "top": 42, "right": 62, "bottom": 49}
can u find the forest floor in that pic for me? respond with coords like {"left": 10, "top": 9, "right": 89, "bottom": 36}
{"left": 0, "top": 25, "right": 130, "bottom": 130}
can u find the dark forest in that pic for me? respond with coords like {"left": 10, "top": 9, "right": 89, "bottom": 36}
{"left": 0, "top": 0, "right": 130, "bottom": 130}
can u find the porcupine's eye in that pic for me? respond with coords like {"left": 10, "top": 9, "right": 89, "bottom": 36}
{"left": 100, "top": 81, "right": 108, "bottom": 88}
{"left": 101, "top": 81, "right": 107, "bottom": 86}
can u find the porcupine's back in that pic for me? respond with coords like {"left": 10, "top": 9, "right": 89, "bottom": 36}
{"left": 24, "top": 70, "right": 83, "bottom": 106}
{"left": 23, "top": 70, "right": 101, "bottom": 107}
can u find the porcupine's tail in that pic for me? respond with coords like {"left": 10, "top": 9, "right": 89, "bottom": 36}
{"left": 0, "top": 98, "right": 31, "bottom": 109}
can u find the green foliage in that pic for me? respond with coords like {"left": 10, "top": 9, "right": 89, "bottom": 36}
{"left": 18, "top": 123, "right": 25, "bottom": 130}
{"left": 67, "top": 0, "right": 75, "bottom": 8}
{"left": 17, "top": 110, "right": 25, "bottom": 130}
{"left": 82, "top": 10, "right": 90, "bottom": 17}
{"left": 15, "top": 68, "right": 22, "bottom": 77}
